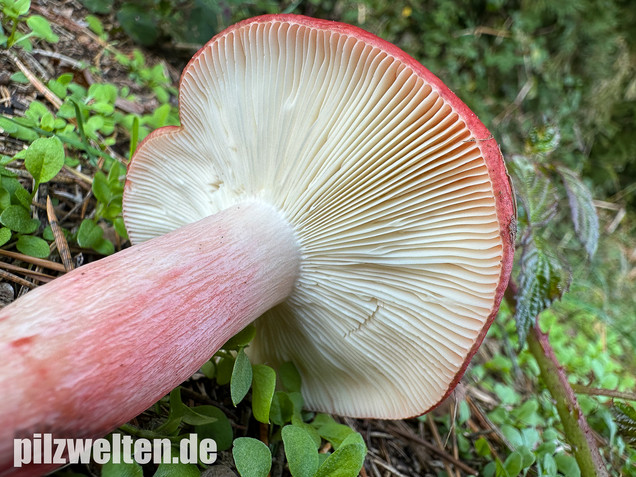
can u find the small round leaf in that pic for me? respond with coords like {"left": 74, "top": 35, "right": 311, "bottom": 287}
{"left": 0, "top": 227, "right": 11, "bottom": 246}
{"left": 194, "top": 406, "right": 233, "bottom": 451}
{"left": 282, "top": 425, "right": 320, "bottom": 477}
{"left": 232, "top": 438, "right": 271, "bottom": 477}
{"left": 0, "top": 205, "right": 39, "bottom": 234}
{"left": 24, "top": 136, "right": 64, "bottom": 184}
{"left": 16, "top": 235, "right": 50, "bottom": 258}
{"left": 26, "top": 15, "right": 59, "bottom": 43}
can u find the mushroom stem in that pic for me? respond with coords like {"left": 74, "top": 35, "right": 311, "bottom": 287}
{"left": 0, "top": 201, "right": 300, "bottom": 473}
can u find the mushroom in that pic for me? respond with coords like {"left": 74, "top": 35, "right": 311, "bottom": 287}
{"left": 0, "top": 13, "right": 515, "bottom": 473}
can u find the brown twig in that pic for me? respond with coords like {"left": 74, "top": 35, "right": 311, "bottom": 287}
{"left": 388, "top": 425, "right": 478, "bottom": 475}
{"left": 427, "top": 415, "right": 455, "bottom": 477}
{"left": 0, "top": 269, "right": 36, "bottom": 289}
{"left": 464, "top": 395, "right": 511, "bottom": 451}
{"left": 0, "top": 249, "right": 66, "bottom": 272}
{"left": 456, "top": 26, "right": 512, "bottom": 38}
{"left": 367, "top": 455, "right": 409, "bottom": 477}
{"left": 450, "top": 401, "right": 461, "bottom": 477}
{"left": 0, "top": 262, "right": 55, "bottom": 282}
{"left": 47, "top": 196, "right": 74, "bottom": 272}
{"left": 4, "top": 50, "right": 63, "bottom": 109}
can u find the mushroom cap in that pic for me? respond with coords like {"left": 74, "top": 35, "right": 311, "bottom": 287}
{"left": 123, "top": 14, "right": 515, "bottom": 419}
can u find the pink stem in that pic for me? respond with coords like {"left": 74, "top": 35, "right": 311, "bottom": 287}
{"left": 0, "top": 201, "right": 300, "bottom": 475}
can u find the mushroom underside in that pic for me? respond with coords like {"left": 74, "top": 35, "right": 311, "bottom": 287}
{"left": 124, "top": 16, "right": 512, "bottom": 418}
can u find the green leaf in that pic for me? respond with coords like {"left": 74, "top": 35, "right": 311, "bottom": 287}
{"left": 230, "top": 348, "right": 252, "bottom": 406}
{"left": 102, "top": 460, "right": 143, "bottom": 477}
{"left": 475, "top": 437, "right": 491, "bottom": 457}
{"left": 10, "top": 30, "right": 33, "bottom": 50}
{"left": 315, "top": 421, "right": 355, "bottom": 449}
{"left": 24, "top": 136, "right": 65, "bottom": 185}
{"left": 2, "top": 0, "right": 30, "bottom": 18}
{"left": 215, "top": 356, "right": 234, "bottom": 386}
{"left": 528, "top": 124, "right": 561, "bottom": 156}
{"left": 47, "top": 77, "right": 69, "bottom": 99}
{"left": 512, "top": 399, "right": 540, "bottom": 425}
{"left": 78, "top": 0, "right": 111, "bottom": 14}
{"left": 85, "top": 14, "right": 105, "bottom": 35}
{"left": 554, "top": 453, "right": 580, "bottom": 477}
{"left": 40, "top": 112, "right": 55, "bottom": 131}
{"left": 200, "top": 360, "right": 215, "bottom": 379}
{"left": 291, "top": 416, "right": 322, "bottom": 447}
{"left": 315, "top": 433, "right": 366, "bottom": 477}
{"left": 514, "top": 238, "right": 570, "bottom": 343}
{"left": 173, "top": 0, "right": 219, "bottom": 44}
{"left": 84, "top": 115, "right": 105, "bottom": 138}
{"left": 113, "top": 216, "right": 128, "bottom": 239}
{"left": 116, "top": 4, "right": 160, "bottom": 46}
{"left": 542, "top": 453, "right": 558, "bottom": 475}
{"left": 92, "top": 170, "right": 111, "bottom": 204}
{"left": 269, "top": 391, "right": 294, "bottom": 426}
{"left": 0, "top": 188, "right": 10, "bottom": 211}
{"left": 223, "top": 324, "right": 256, "bottom": 350}
{"left": 613, "top": 402, "right": 636, "bottom": 445}
{"left": 557, "top": 166, "right": 599, "bottom": 257}
{"left": 10, "top": 72, "right": 28, "bottom": 83}
{"left": 232, "top": 438, "right": 271, "bottom": 477}
{"left": 88, "top": 82, "right": 117, "bottom": 104}
{"left": 517, "top": 445, "right": 536, "bottom": 468}
{"left": 77, "top": 219, "right": 114, "bottom": 255}
{"left": 194, "top": 406, "right": 233, "bottom": 452}
{"left": 16, "top": 235, "right": 49, "bottom": 258}
{"left": 508, "top": 156, "right": 558, "bottom": 227}
{"left": 155, "top": 388, "right": 186, "bottom": 435}
{"left": 279, "top": 361, "right": 302, "bottom": 393}
{"left": 287, "top": 391, "right": 305, "bottom": 419}
{"left": 251, "top": 364, "right": 276, "bottom": 424}
{"left": 503, "top": 451, "right": 524, "bottom": 476}
{"left": 129, "top": 115, "right": 139, "bottom": 158}
{"left": 92, "top": 236, "right": 115, "bottom": 255}
{"left": 77, "top": 219, "right": 103, "bottom": 248}
{"left": 0, "top": 205, "right": 38, "bottom": 234}
{"left": 0, "top": 116, "right": 39, "bottom": 141}
{"left": 180, "top": 406, "right": 219, "bottom": 426}
{"left": 25, "top": 100, "right": 49, "bottom": 120}
{"left": 282, "top": 425, "right": 320, "bottom": 477}
{"left": 0, "top": 227, "right": 11, "bottom": 246}
{"left": 1, "top": 176, "right": 21, "bottom": 196}
{"left": 153, "top": 462, "right": 200, "bottom": 477}
{"left": 14, "top": 187, "right": 32, "bottom": 209}
{"left": 26, "top": 15, "right": 59, "bottom": 43}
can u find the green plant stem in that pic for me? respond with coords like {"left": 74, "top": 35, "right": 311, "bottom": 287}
{"left": 118, "top": 423, "right": 181, "bottom": 442}
{"left": 0, "top": 116, "right": 115, "bottom": 162}
{"left": 7, "top": 19, "right": 18, "bottom": 47}
{"left": 505, "top": 283, "right": 608, "bottom": 475}
{"left": 526, "top": 324, "right": 608, "bottom": 477}
{"left": 10, "top": 31, "right": 34, "bottom": 47}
